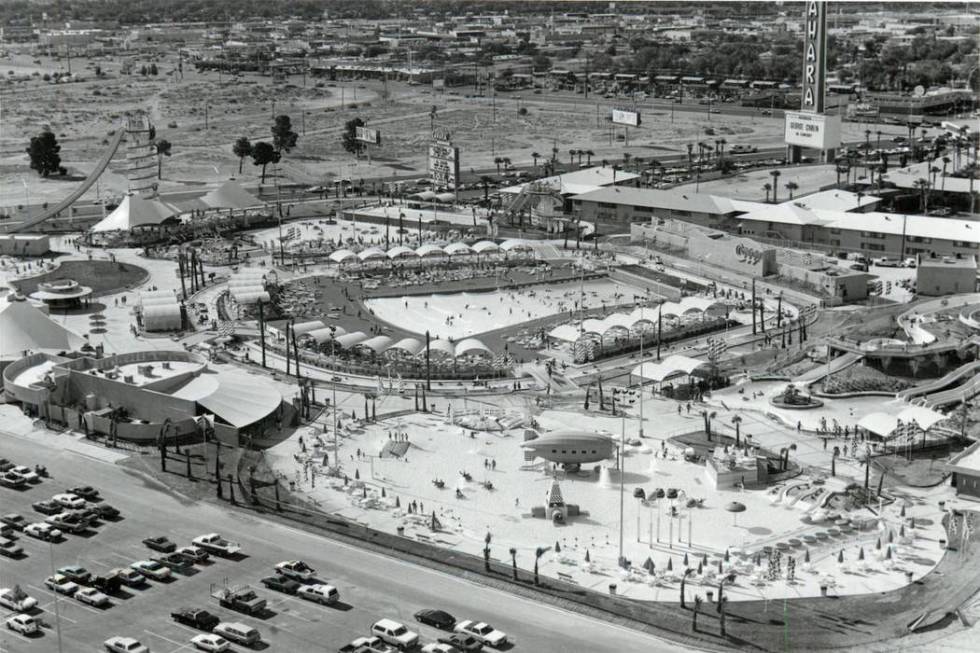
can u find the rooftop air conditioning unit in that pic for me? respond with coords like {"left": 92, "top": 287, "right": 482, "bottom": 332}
{"left": 162, "top": 361, "right": 172, "bottom": 370}
{"left": 123, "top": 375, "right": 135, "bottom": 384}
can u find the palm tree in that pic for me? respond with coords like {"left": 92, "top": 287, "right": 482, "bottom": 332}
{"left": 480, "top": 175, "right": 493, "bottom": 203}
{"left": 763, "top": 182, "right": 772, "bottom": 203}
{"left": 770, "top": 170, "right": 781, "bottom": 202}
{"left": 483, "top": 532, "right": 492, "bottom": 572}
{"left": 831, "top": 446, "right": 840, "bottom": 476}
{"left": 509, "top": 547, "right": 518, "bottom": 580}
{"left": 941, "top": 156, "right": 950, "bottom": 191}
{"left": 493, "top": 157, "right": 503, "bottom": 174}
{"left": 569, "top": 148, "right": 577, "bottom": 164}
{"left": 502, "top": 157, "right": 512, "bottom": 170}
{"left": 585, "top": 149, "right": 594, "bottom": 166}
{"left": 551, "top": 146, "right": 559, "bottom": 162}
{"left": 731, "top": 415, "right": 742, "bottom": 447}
{"left": 531, "top": 151, "right": 540, "bottom": 169}
{"left": 680, "top": 568, "right": 693, "bottom": 609}
{"left": 577, "top": 150, "right": 585, "bottom": 165}
{"left": 913, "top": 177, "right": 930, "bottom": 213}
{"left": 785, "top": 180, "right": 799, "bottom": 200}
{"left": 692, "top": 595, "right": 702, "bottom": 631}
{"left": 155, "top": 139, "right": 172, "bottom": 179}
{"left": 534, "top": 546, "right": 548, "bottom": 585}
{"left": 623, "top": 152, "right": 631, "bottom": 170}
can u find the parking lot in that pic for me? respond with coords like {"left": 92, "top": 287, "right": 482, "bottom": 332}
{"left": 0, "top": 453, "right": 500, "bottom": 653}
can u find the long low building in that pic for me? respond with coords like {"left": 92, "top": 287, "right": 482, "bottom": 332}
{"left": 571, "top": 186, "right": 980, "bottom": 259}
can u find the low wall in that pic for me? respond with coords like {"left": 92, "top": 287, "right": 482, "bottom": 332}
{"left": 608, "top": 267, "right": 683, "bottom": 301}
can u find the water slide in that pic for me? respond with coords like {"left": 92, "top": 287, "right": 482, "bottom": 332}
{"left": 920, "top": 371, "right": 980, "bottom": 408}
{"left": 792, "top": 351, "right": 863, "bottom": 384}
{"left": 898, "top": 360, "right": 980, "bottom": 401}
{"left": 9, "top": 129, "right": 126, "bottom": 233}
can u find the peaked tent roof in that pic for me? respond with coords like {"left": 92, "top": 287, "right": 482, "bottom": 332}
{"left": 90, "top": 194, "right": 180, "bottom": 233}
{"left": 0, "top": 300, "right": 85, "bottom": 359}
{"left": 200, "top": 181, "right": 262, "bottom": 210}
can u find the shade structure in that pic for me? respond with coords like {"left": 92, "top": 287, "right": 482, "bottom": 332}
{"left": 632, "top": 355, "right": 706, "bottom": 383}
{"left": 471, "top": 240, "right": 501, "bottom": 254}
{"left": 356, "top": 335, "right": 394, "bottom": 355}
{"left": 199, "top": 181, "right": 261, "bottom": 210}
{"left": 386, "top": 245, "right": 417, "bottom": 259}
{"left": 0, "top": 300, "right": 85, "bottom": 360}
{"left": 726, "top": 501, "right": 746, "bottom": 526}
{"left": 89, "top": 194, "right": 180, "bottom": 233}
{"left": 434, "top": 192, "right": 455, "bottom": 203}
{"left": 171, "top": 368, "right": 282, "bottom": 429}
{"left": 329, "top": 249, "right": 357, "bottom": 263}
{"left": 444, "top": 242, "right": 473, "bottom": 256}
{"left": 357, "top": 247, "right": 387, "bottom": 261}
{"left": 142, "top": 303, "right": 182, "bottom": 332}
{"left": 305, "top": 325, "right": 347, "bottom": 344}
{"left": 500, "top": 239, "right": 533, "bottom": 251}
{"left": 232, "top": 290, "right": 270, "bottom": 304}
{"left": 428, "top": 338, "right": 456, "bottom": 357}
{"left": 386, "top": 338, "right": 424, "bottom": 356}
{"left": 334, "top": 331, "right": 369, "bottom": 349}
{"left": 290, "top": 320, "right": 326, "bottom": 336}
{"left": 416, "top": 244, "right": 447, "bottom": 257}
{"left": 455, "top": 338, "right": 493, "bottom": 358}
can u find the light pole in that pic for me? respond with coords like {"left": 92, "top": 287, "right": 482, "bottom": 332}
{"left": 618, "top": 406, "right": 626, "bottom": 567}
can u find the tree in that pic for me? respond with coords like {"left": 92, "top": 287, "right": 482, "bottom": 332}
{"left": 155, "top": 139, "right": 172, "bottom": 178}
{"left": 692, "top": 595, "right": 702, "bottom": 631}
{"left": 493, "top": 157, "right": 503, "bottom": 174}
{"left": 534, "top": 546, "right": 548, "bottom": 586}
{"left": 26, "top": 129, "right": 62, "bottom": 177}
{"left": 480, "top": 175, "right": 493, "bottom": 203}
{"left": 341, "top": 117, "right": 366, "bottom": 156}
{"left": 149, "top": 63, "right": 158, "bottom": 75}
{"left": 770, "top": 170, "right": 781, "bottom": 202}
{"left": 509, "top": 547, "right": 518, "bottom": 580}
{"left": 233, "top": 136, "right": 252, "bottom": 174}
{"left": 731, "top": 415, "right": 742, "bottom": 447}
{"left": 531, "top": 53, "right": 551, "bottom": 71}
{"left": 272, "top": 115, "right": 299, "bottom": 154}
{"left": 251, "top": 141, "right": 280, "bottom": 183}
{"left": 531, "top": 151, "right": 540, "bottom": 169}
{"left": 762, "top": 182, "right": 772, "bottom": 203}
{"left": 785, "top": 180, "right": 798, "bottom": 200}
{"left": 585, "top": 150, "right": 594, "bottom": 165}
{"left": 680, "top": 568, "right": 693, "bottom": 609}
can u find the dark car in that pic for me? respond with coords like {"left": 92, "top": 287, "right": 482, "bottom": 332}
{"left": 92, "top": 573, "right": 123, "bottom": 594}
{"left": 33, "top": 500, "right": 62, "bottom": 515}
{"left": 93, "top": 504, "right": 121, "bottom": 520}
{"left": 68, "top": 486, "right": 100, "bottom": 501}
{"left": 415, "top": 609, "right": 457, "bottom": 630}
{"left": 153, "top": 553, "right": 195, "bottom": 571}
{"left": 143, "top": 536, "right": 177, "bottom": 553}
{"left": 0, "top": 514, "right": 27, "bottom": 531}
{"left": 438, "top": 633, "right": 484, "bottom": 652}
{"left": 171, "top": 608, "right": 219, "bottom": 631}
{"left": 260, "top": 576, "right": 301, "bottom": 595}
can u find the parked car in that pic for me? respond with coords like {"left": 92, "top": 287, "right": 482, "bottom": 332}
{"left": 213, "top": 622, "right": 261, "bottom": 646}
{"left": 297, "top": 583, "right": 339, "bottom": 605}
{"left": 57, "top": 564, "right": 92, "bottom": 584}
{"left": 171, "top": 608, "right": 220, "bottom": 631}
{"left": 92, "top": 572, "right": 123, "bottom": 594}
{"left": 76, "top": 587, "right": 111, "bottom": 607}
{"left": 276, "top": 559, "right": 316, "bottom": 580}
{"left": 52, "top": 493, "right": 85, "bottom": 510}
{"left": 437, "top": 633, "right": 484, "bottom": 652}
{"left": 260, "top": 575, "right": 301, "bottom": 594}
{"left": 25, "top": 522, "right": 61, "bottom": 541}
{"left": 6, "top": 614, "right": 40, "bottom": 636}
{"left": 131, "top": 560, "right": 172, "bottom": 581}
{"left": 0, "top": 472, "right": 26, "bottom": 489}
{"left": 211, "top": 585, "right": 266, "bottom": 615}
{"left": 153, "top": 552, "right": 196, "bottom": 572}
{"left": 192, "top": 533, "right": 241, "bottom": 556}
{"left": 109, "top": 567, "right": 146, "bottom": 588}
{"left": 0, "top": 587, "right": 38, "bottom": 612}
{"left": 339, "top": 636, "right": 396, "bottom": 653}
{"left": 104, "top": 636, "right": 150, "bottom": 653}
{"left": 177, "top": 545, "right": 209, "bottom": 563}
{"left": 422, "top": 644, "right": 461, "bottom": 653}
{"left": 142, "top": 536, "right": 177, "bottom": 553}
{"left": 45, "top": 574, "right": 80, "bottom": 595}
{"left": 191, "top": 633, "right": 230, "bottom": 652}
{"left": 10, "top": 466, "right": 40, "bottom": 484}
{"left": 0, "top": 514, "right": 27, "bottom": 531}
{"left": 372, "top": 619, "right": 419, "bottom": 650}
{"left": 47, "top": 511, "right": 90, "bottom": 533}
{"left": 0, "top": 538, "right": 24, "bottom": 558}
{"left": 454, "top": 621, "right": 507, "bottom": 648}
{"left": 415, "top": 609, "right": 457, "bottom": 630}
{"left": 68, "top": 486, "right": 100, "bottom": 501}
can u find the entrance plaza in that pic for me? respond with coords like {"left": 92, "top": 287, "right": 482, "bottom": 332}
{"left": 267, "top": 377, "right": 949, "bottom": 603}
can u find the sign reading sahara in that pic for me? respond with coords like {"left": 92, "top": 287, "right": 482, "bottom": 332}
{"left": 800, "top": 0, "right": 828, "bottom": 113}
{"left": 355, "top": 126, "right": 381, "bottom": 145}
{"left": 428, "top": 140, "right": 460, "bottom": 189}
{"left": 784, "top": 111, "right": 841, "bottom": 149}
{"left": 611, "top": 109, "right": 641, "bottom": 127}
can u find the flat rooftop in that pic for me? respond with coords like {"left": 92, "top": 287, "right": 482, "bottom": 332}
{"left": 91, "top": 360, "right": 202, "bottom": 386}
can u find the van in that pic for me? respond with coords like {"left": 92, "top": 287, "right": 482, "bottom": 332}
{"left": 213, "top": 622, "right": 260, "bottom": 646}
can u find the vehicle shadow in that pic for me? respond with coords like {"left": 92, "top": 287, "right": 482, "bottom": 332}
{"left": 250, "top": 608, "right": 278, "bottom": 621}
{"left": 248, "top": 642, "right": 271, "bottom": 651}
{"left": 109, "top": 588, "right": 135, "bottom": 600}
{"left": 326, "top": 601, "right": 354, "bottom": 612}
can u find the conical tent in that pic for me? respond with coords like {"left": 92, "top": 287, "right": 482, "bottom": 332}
{"left": 200, "top": 181, "right": 262, "bottom": 210}
{"left": 0, "top": 301, "right": 85, "bottom": 360}
{"left": 90, "top": 194, "right": 180, "bottom": 233}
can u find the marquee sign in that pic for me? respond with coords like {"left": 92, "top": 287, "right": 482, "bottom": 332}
{"left": 355, "top": 126, "right": 381, "bottom": 145}
{"left": 800, "top": 0, "right": 828, "bottom": 113}
{"left": 784, "top": 111, "right": 841, "bottom": 149}
{"left": 611, "top": 109, "right": 641, "bottom": 127}
{"left": 428, "top": 139, "right": 460, "bottom": 190}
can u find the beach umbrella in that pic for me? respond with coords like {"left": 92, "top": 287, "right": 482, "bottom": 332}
{"left": 683, "top": 552, "right": 689, "bottom": 567}
{"left": 667, "top": 558, "right": 673, "bottom": 572}
{"left": 395, "top": 496, "right": 400, "bottom": 508}
{"left": 900, "top": 524, "right": 905, "bottom": 537}
{"left": 355, "top": 469, "right": 360, "bottom": 480}
{"left": 885, "top": 546, "right": 892, "bottom": 560}
{"left": 381, "top": 487, "right": 387, "bottom": 498}
{"left": 858, "top": 547, "right": 865, "bottom": 561}
{"left": 726, "top": 501, "right": 747, "bottom": 526}
{"left": 724, "top": 549, "right": 730, "bottom": 562}
{"left": 804, "top": 549, "right": 810, "bottom": 563}
{"left": 697, "top": 561, "right": 703, "bottom": 574}
{"left": 703, "top": 553, "right": 709, "bottom": 566}
{"left": 585, "top": 550, "right": 591, "bottom": 563}
{"left": 876, "top": 537, "right": 882, "bottom": 550}
{"left": 362, "top": 486, "right": 368, "bottom": 498}
{"left": 888, "top": 530, "right": 894, "bottom": 544}
{"left": 837, "top": 550, "right": 844, "bottom": 564}
{"left": 643, "top": 557, "right": 655, "bottom": 573}
{"left": 555, "top": 541, "right": 561, "bottom": 553}
{"left": 900, "top": 504, "right": 906, "bottom": 517}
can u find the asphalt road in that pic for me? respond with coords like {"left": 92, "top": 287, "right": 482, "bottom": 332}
{"left": 0, "top": 430, "right": 690, "bottom": 653}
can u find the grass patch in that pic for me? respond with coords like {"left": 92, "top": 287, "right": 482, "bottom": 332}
{"left": 821, "top": 364, "right": 912, "bottom": 394}
{"left": 13, "top": 260, "right": 148, "bottom": 297}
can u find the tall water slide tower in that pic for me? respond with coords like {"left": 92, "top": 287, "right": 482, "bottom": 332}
{"left": 125, "top": 110, "right": 159, "bottom": 198}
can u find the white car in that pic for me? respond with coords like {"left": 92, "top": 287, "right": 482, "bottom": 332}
{"left": 6, "top": 614, "right": 40, "bottom": 636}
{"left": 371, "top": 618, "right": 419, "bottom": 649}
{"left": 76, "top": 587, "right": 111, "bottom": 607}
{"left": 454, "top": 620, "right": 508, "bottom": 648}
{"left": 191, "top": 633, "right": 230, "bottom": 652}
{"left": 104, "top": 636, "right": 150, "bottom": 653}
{"left": 52, "top": 493, "right": 86, "bottom": 509}
{"left": 0, "top": 587, "right": 38, "bottom": 612}
{"left": 110, "top": 567, "right": 147, "bottom": 587}
{"left": 24, "top": 522, "right": 61, "bottom": 541}
{"left": 45, "top": 574, "right": 79, "bottom": 595}
{"left": 422, "top": 645, "right": 460, "bottom": 653}
{"left": 130, "top": 559, "right": 172, "bottom": 581}
{"left": 296, "top": 583, "right": 339, "bottom": 605}
{"left": 10, "top": 466, "right": 40, "bottom": 483}
{"left": 275, "top": 559, "right": 316, "bottom": 580}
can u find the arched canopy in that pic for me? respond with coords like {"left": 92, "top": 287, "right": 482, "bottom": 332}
{"left": 305, "top": 325, "right": 347, "bottom": 343}
{"left": 434, "top": 192, "right": 455, "bottom": 203}
{"left": 428, "top": 339, "right": 456, "bottom": 357}
{"left": 355, "top": 335, "right": 394, "bottom": 354}
{"left": 329, "top": 249, "right": 357, "bottom": 263}
{"left": 416, "top": 244, "right": 447, "bottom": 257}
{"left": 548, "top": 324, "right": 582, "bottom": 342}
{"left": 455, "top": 338, "right": 493, "bottom": 357}
{"left": 232, "top": 290, "right": 270, "bottom": 304}
{"left": 334, "top": 331, "right": 369, "bottom": 349}
{"left": 444, "top": 242, "right": 474, "bottom": 256}
{"left": 357, "top": 247, "right": 387, "bottom": 261}
{"left": 414, "top": 190, "right": 437, "bottom": 201}
{"left": 291, "top": 320, "right": 326, "bottom": 336}
{"left": 387, "top": 337, "right": 424, "bottom": 356}
{"left": 500, "top": 239, "right": 533, "bottom": 251}
{"left": 471, "top": 240, "right": 501, "bottom": 253}
{"left": 857, "top": 413, "right": 899, "bottom": 438}
{"left": 386, "top": 245, "right": 418, "bottom": 259}
{"left": 631, "top": 355, "right": 706, "bottom": 383}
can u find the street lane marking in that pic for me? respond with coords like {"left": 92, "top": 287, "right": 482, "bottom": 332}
{"left": 143, "top": 629, "right": 188, "bottom": 649}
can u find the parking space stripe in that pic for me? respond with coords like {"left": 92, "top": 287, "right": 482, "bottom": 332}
{"left": 143, "top": 629, "right": 188, "bottom": 648}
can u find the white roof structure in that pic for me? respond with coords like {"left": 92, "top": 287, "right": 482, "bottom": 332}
{"left": 334, "top": 331, "right": 369, "bottom": 348}
{"left": 547, "top": 324, "right": 583, "bottom": 342}
{"left": 305, "top": 325, "right": 346, "bottom": 343}
{"left": 549, "top": 298, "right": 727, "bottom": 342}
{"left": 428, "top": 339, "right": 457, "bottom": 357}
{"left": 329, "top": 249, "right": 357, "bottom": 263}
{"left": 631, "top": 355, "right": 707, "bottom": 383}
{"left": 291, "top": 320, "right": 326, "bottom": 336}
{"left": 416, "top": 244, "right": 447, "bottom": 257}
{"left": 444, "top": 242, "right": 474, "bottom": 256}
{"left": 199, "top": 181, "right": 261, "bottom": 210}
{"left": 471, "top": 240, "right": 502, "bottom": 253}
{"left": 0, "top": 301, "right": 85, "bottom": 360}
{"left": 500, "top": 239, "right": 533, "bottom": 251}
{"left": 501, "top": 166, "right": 640, "bottom": 196}
{"left": 386, "top": 245, "right": 417, "bottom": 259}
{"left": 386, "top": 338, "right": 424, "bottom": 355}
{"left": 455, "top": 338, "right": 493, "bottom": 357}
{"left": 356, "top": 335, "right": 394, "bottom": 354}
{"left": 171, "top": 368, "right": 282, "bottom": 429}
{"left": 142, "top": 303, "right": 182, "bottom": 332}
{"left": 90, "top": 194, "right": 180, "bottom": 233}
{"left": 857, "top": 405, "right": 949, "bottom": 438}
{"left": 357, "top": 247, "right": 387, "bottom": 261}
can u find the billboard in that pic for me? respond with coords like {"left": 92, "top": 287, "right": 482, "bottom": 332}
{"left": 355, "top": 126, "right": 381, "bottom": 145}
{"left": 784, "top": 111, "right": 841, "bottom": 149}
{"left": 433, "top": 78, "right": 445, "bottom": 89}
{"left": 800, "top": 0, "right": 828, "bottom": 113}
{"left": 611, "top": 109, "right": 641, "bottom": 127}
{"left": 428, "top": 140, "right": 460, "bottom": 189}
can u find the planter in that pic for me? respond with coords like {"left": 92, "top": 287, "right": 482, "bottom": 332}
{"left": 609, "top": 584, "right": 617, "bottom": 595}
{"left": 397, "top": 526, "right": 405, "bottom": 536}
{"left": 820, "top": 585, "right": 828, "bottom": 596}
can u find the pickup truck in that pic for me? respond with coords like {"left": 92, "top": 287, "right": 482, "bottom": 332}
{"left": 211, "top": 585, "right": 266, "bottom": 615}
{"left": 193, "top": 533, "right": 242, "bottom": 557}
{"left": 338, "top": 636, "right": 397, "bottom": 653}
{"left": 46, "top": 511, "right": 89, "bottom": 534}
{"left": 171, "top": 607, "right": 220, "bottom": 631}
